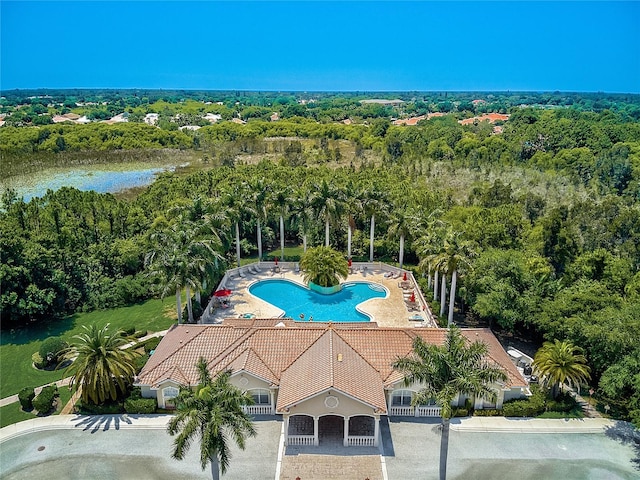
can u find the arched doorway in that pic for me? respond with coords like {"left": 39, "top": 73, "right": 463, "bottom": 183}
{"left": 318, "top": 415, "right": 344, "bottom": 446}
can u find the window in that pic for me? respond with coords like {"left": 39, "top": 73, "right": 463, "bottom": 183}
{"left": 251, "top": 389, "right": 270, "bottom": 405}
{"left": 391, "top": 390, "right": 413, "bottom": 406}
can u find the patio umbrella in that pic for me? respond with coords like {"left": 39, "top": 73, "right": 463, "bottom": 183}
{"left": 275, "top": 257, "right": 278, "bottom": 265}
{"left": 403, "top": 271, "right": 407, "bottom": 281}
{"left": 410, "top": 292, "right": 416, "bottom": 303}
{"left": 348, "top": 258, "right": 352, "bottom": 267}
{"left": 213, "top": 289, "right": 232, "bottom": 297}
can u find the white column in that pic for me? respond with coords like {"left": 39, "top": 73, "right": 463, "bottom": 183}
{"left": 314, "top": 416, "right": 319, "bottom": 446}
{"left": 374, "top": 416, "right": 380, "bottom": 447}
{"left": 284, "top": 415, "right": 290, "bottom": 446}
{"left": 343, "top": 416, "right": 349, "bottom": 447}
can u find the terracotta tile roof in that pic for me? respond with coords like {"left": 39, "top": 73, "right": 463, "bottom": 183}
{"left": 459, "top": 113, "right": 510, "bottom": 125}
{"left": 461, "top": 329, "right": 527, "bottom": 388}
{"left": 276, "top": 329, "right": 387, "bottom": 412}
{"left": 137, "top": 324, "right": 526, "bottom": 403}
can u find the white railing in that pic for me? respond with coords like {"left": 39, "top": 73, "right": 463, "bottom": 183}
{"left": 287, "top": 435, "right": 315, "bottom": 446}
{"left": 416, "top": 405, "right": 442, "bottom": 417}
{"left": 347, "top": 436, "right": 375, "bottom": 447}
{"left": 243, "top": 405, "right": 274, "bottom": 415}
{"left": 389, "top": 406, "right": 414, "bottom": 416}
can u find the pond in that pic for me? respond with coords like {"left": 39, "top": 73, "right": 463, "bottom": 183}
{"left": 1, "top": 164, "right": 183, "bottom": 203}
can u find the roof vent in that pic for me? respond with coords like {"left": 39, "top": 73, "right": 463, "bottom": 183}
{"left": 337, "top": 353, "right": 343, "bottom": 362}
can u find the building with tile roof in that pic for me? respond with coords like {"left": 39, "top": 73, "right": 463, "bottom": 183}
{"left": 137, "top": 320, "right": 529, "bottom": 447}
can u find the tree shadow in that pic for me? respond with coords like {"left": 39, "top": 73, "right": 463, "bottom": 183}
{"left": 1, "top": 315, "right": 77, "bottom": 347}
{"left": 603, "top": 420, "right": 640, "bottom": 469}
{"left": 73, "top": 413, "right": 133, "bottom": 434}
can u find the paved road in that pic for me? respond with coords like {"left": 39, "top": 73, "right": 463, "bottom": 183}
{"left": 3, "top": 415, "right": 637, "bottom": 480}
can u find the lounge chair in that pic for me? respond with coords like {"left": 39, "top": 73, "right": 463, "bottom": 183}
{"left": 294, "top": 263, "right": 300, "bottom": 274}
{"left": 238, "top": 269, "right": 246, "bottom": 278}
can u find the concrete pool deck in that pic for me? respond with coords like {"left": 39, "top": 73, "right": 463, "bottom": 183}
{"left": 2, "top": 415, "right": 638, "bottom": 480}
{"left": 202, "top": 263, "right": 438, "bottom": 328}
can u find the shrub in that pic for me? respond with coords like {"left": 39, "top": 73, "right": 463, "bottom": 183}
{"left": 124, "top": 397, "right": 157, "bottom": 414}
{"left": 39, "top": 337, "right": 68, "bottom": 367}
{"left": 18, "top": 387, "right": 36, "bottom": 411}
{"left": 121, "top": 327, "right": 136, "bottom": 337}
{"left": 474, "top": 409, "right": 504, "bottom": 417}
{"left": 133, "top": 330, "right": 147, "bottom": 339}
{"left": 134, "top": 354, "right": 150, "bottom": 373}
{"left": 453, "top": 408, "right": 469, "bottom": 417}
{"left": 142, "top": 336, "right": 161, "bottom": 354}
{"left": 33, "top": 385, "right": 58, "bottom": 414}
{"left": 76, "top": 400, "right": 123, "bottom": 415}
{"left": 502, "top": 398, "right": 545, "bottom": 417}
{"left": 31, "top": 352, "right": 46, "bottom": 369}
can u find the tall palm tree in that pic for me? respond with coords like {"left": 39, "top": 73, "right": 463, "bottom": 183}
{"left": 168, "top": 358, "right": 257, "bottom": 480}
{"left": 393, "top": 327, "right": 508, "bottom": 480}
{"left": 272, "top": 185, "right": 293, "bottom": 260}
{"left": 387, "top": 196, "right": 417, "bottom": 270}
{"left": 533, "top": 339, "right": 591, "bottom": 398}
{"left": 359, "top": 181, "right": 389, "bottom": 263}
{"left": 146, "top": 220, "right": 223, "bottom": 323}
{"left": 63, "top": 324, "right": 139, "bottom": 405}
{"left": 311, "top": 179, "right": 345, "bottom": 247}
{"left": 291, "top": 184, "right": 314, "bottom": 253}
{"left": 299, "top": 246, "right": 349, "bottom": 288}
{"left": 245, "top": 177, "right": 268, "bottom": 261}
{"left": 219, "top": 183, "right": 247, "bottom": 268}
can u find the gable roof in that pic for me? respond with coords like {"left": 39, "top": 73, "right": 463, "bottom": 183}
{"left": 276, "top": 328, "right": 387, "bottom": 412}
{"left": 136, "top": 323, "right": 527, "bottom": 405}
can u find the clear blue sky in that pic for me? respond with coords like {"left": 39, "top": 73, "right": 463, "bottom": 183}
{"left": 2, "top": 1, "right": 639, "bottom": 92}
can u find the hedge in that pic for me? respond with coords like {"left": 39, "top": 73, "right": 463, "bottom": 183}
{"left": 124, "top": 398, "right": 157, "bottom": 414}
{"left": 18, "top": 387, "right": 36, "bottom": 411}
{"left": 33, "top": 385, "right": 58, "bottom": 414}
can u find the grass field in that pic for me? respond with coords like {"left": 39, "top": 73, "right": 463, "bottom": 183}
{"left": 0, "top": 298, "right": 175, "bottom": 399}
{"left": 0, "top": 386, "right": 73, "bottom": 428}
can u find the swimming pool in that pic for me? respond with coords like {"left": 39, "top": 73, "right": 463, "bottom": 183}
{"left": 248, "top": 279, "right": 387, "bottom": 322}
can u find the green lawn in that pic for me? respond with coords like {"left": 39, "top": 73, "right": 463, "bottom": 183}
{"left": 0, "top": 298, "right": 175, "bottom": 399}
{"left": 0, "top": 385, "right": 73, "bottom": 428}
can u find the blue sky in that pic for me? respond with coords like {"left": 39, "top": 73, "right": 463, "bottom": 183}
{"left": 1, "top": 1, "right": 639, "bottom": 92}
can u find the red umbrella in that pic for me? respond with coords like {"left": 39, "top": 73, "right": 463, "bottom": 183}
{"left": 348, "top": 258, "right": 352, "bottom": 267}
{"left": 275, "top": 257, "right": 278, "bottom": 265}
{"left": 403, "top": 271, "right": 407, "bottom": 281}
{"left": 410, "top": 292, "right": 416, "bottom": 303}
{"left": 213, "top": 289, "right": 232, "bottom": 297}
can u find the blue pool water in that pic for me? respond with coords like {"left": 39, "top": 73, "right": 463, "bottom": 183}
{"left": 249, "top": 279, "right": 387, "bottom": 322}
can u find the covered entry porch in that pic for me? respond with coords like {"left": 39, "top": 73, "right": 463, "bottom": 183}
{"left": 285, "top": 413, "right": 380, "bottom": 447}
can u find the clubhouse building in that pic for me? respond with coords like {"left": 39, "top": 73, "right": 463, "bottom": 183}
{"left": 136, "top": 320, "right": 529, "bottom": 448}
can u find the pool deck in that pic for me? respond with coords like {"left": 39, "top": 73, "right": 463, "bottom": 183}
{"left": 202, "top": 263, "right": 438, "bottom": 328}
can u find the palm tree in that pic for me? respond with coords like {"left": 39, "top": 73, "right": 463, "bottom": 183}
{"left": 245, "top": 177, "right": 268, "bottom": 261}
{"left": 431, "top": 230, "right": 475, "bottom": 326}
{"left": 269, "top": 184, "right": 292, "bottom": 260}
{"left": 219, "top": 183, "right": 247, "bottom": 268}
{"left": 311, "top": 179, "right": 345, "bottom": 248}
{"left": 387, "top": 197, "right": 417, "bottom": 270}
{"left": 146, "top": 218, "right": 224, "bottom": 323}
{"left": 393, "top": 327, "right": 508, "bottom": 480}
{"left": 533, "top": 339, "right": 591, "bottom": 398}
{"left": 359, "top": 180, "right": 388, "bottom": 262}
{"left": 168, "top": 358, "right": 257, "bottom": 480}
{"left": 63, "top": 324, "right": 139, "bottom": 405}
{"left": 291, "top": 185, "right": 314, "bottom": 253}
{"left": 299, "top": 246, "right": 349, "bottom": 288}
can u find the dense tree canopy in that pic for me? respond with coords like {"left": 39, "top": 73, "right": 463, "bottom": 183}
{"left": 2, "top": 90, "right": 640, "bottom": 425}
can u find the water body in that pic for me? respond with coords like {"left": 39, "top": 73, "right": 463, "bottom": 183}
{"left": 1, "top": 165, "right": 174, "bottom": 203}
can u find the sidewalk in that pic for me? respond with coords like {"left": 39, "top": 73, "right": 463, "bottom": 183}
{"left": 0, "top": 330, "right": 168, "bottom": 409}
{"left": 450, "top": 416, "right": 615, "bottom": 433}
{"left": 0, "top": 413, "right": 172, "bottom": 443}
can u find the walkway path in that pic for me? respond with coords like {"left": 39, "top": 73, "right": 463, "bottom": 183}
{"left": 0, "top": 330, "right": 168, "bottom": 409}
